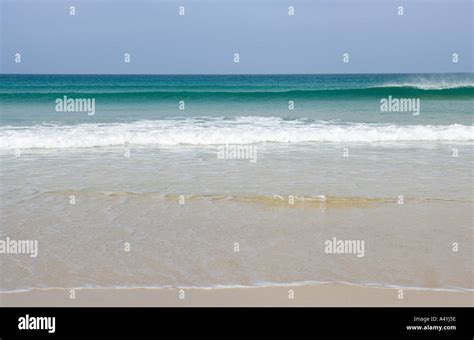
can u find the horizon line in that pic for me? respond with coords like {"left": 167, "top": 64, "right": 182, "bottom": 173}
{"left": 1, "top": 71, "right": 472, "bottom": 76}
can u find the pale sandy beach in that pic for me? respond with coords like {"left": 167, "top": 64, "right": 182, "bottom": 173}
{"left": 1, "top": 283, "right": 473, "bottom": 307}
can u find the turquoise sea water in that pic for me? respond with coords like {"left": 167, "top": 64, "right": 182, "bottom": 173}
{"left": 0, "top": 73, "right": 473, "bottom": 149}
{"left": 1, "top": 73, "right": 473, "bottom": 125}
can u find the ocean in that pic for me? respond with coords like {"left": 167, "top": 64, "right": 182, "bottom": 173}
{"left": 0, "top": 73, "right": 473, "bottom": 292}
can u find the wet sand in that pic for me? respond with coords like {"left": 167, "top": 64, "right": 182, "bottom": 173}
{"left": 1, "top": 145, "right": 473, "bottom": 301}
{"left": 1, "top": 283, "right": 473, "bottom": 307}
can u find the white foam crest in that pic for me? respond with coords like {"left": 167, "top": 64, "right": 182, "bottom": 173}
{"left": 1, "top": 118, "right": 473, "bottom": 149}
{"left": 377, "top": 80, "right": 474, "bottom": 90}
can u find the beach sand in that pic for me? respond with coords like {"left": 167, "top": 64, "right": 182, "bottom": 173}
{"left": 1, "top": 283, "right": 472, "bottom": 307}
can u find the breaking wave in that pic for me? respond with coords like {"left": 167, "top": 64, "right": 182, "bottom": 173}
{"left": 1, "top": 117, "right": 472, "bottom": 149}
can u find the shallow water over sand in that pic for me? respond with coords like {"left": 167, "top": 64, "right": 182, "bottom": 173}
{"left": 1, "top": 143, "right": 472, "bottom": 291}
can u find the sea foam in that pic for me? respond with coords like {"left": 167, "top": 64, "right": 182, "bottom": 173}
{"left": 0, "top": 117, "right": 472, "bottom": 150}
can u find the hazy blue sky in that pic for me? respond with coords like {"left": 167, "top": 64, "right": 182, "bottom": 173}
{"left": 1, "top": 0, "right": 472, "bottom": 74}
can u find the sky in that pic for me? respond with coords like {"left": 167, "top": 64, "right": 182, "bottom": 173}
{"left": 1, "top": 0, "right": 472, "bottom": 74}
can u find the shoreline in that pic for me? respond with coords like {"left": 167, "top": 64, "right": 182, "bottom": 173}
{"left": 2, "top": 283, "right": 473, "bottom": 307}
